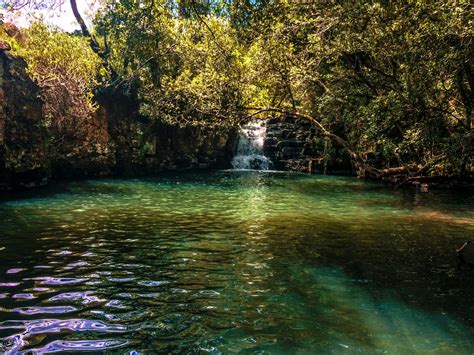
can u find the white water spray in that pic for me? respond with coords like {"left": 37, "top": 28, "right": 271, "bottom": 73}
{"left": 232, "top": 120, "right": 270, "bottom": 170}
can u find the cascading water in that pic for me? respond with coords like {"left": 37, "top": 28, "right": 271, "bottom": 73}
{"left": 231, "top": 120, "right": 270, "bottom": 170}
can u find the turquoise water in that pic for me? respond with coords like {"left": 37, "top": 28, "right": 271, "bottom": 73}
{"left": 0, "top": 171, "right": 473, "bottom": 353}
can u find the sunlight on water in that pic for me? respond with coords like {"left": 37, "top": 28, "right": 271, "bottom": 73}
{"left": 0, "top": 171, "right": 473, "bottom": 353}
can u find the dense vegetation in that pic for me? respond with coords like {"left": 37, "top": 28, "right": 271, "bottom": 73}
{"left": 0, "top": 20, "right": 106, "bottom": 159}
{"left": 1, "top": 0, "right": 472, "bottom": 184}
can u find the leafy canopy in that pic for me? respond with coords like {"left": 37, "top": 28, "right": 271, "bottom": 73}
{"left": 2, "top": 0, "right": 472, "bottom": 177}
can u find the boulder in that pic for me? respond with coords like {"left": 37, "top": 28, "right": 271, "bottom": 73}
{"left": 2, "top": 23, "right": 27, "bottom": 44}
{"left": 261, "top": 114, "right": 352, "bottom": 174}
{"left": 265, "top": 129, "right": 282, "bottom": 138}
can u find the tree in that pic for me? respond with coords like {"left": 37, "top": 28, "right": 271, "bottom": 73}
{"left": 88, "top": 0, "right": 472, "bottom": 182}
{"left": 3, "top": 0, "right": 472, "bottom": 183}
{"left": 236, "top": 1, "right": 473, "bottom": 182}
{"left": 1, "top": 20, "right": 104, "bottom": 156}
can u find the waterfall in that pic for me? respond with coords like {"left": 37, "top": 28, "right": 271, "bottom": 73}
{"left": 232, "top": 120, "right": 270, "bottom": 170}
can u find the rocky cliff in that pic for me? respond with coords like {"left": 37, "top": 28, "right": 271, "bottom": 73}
{"left": 0, "top": 50, "right": 236, "bottom": 190}
{"left": 0, "top": 51, "right": 49, "bottom": 189}
{"left": 0, "top": 47, "right": 353, "bottom": 191}
{"left": 264, "top": 116, "right": 352, "bottom": 174}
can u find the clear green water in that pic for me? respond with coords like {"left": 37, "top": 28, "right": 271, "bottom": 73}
{"left": 0, "top": 171, "right": 473, "bottom": 353}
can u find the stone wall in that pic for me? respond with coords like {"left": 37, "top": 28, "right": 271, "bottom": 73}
{"left": 264, "top": 115, "right": 352, "bottom": 174}
{"left": 0, "top": 51, "right": 4, "bottom": 145}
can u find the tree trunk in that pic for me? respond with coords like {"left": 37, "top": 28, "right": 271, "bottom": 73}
{"left": 69, "top": 0, "right": 116, "bottom": 79}
{"left": 70, "top": 0, "right": 100, "bottom": 55}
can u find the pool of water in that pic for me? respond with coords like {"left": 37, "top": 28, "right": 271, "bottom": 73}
{"left": 0, "top": 171, "right": 473, "bottom": 353}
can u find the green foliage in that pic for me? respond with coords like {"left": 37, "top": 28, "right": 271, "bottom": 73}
{"left": 139, "top": 17, "right": 246, "bottom": 128}
{"left": 89, "top": 0, "right": 472, "bottom": 177}
{"left": 20, "top": 22, "right": 103, "bottom": 92}
{"left": 94, "top": 0, "right": 246, "bottom": 128}
{"left": 1, "top": 20, "right": 105, "bottom": 155}
{"left": 3, "top": 0, "right": 472, "bottom": 179}
{"left": 235, "top": 1, "right": 473, "bottom": 175}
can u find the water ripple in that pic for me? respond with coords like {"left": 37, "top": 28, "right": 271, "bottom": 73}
{"left": 0, "top": 172, "right": 472, "bottom": 353}
{"left": 47, "top": 291, "right": 106, "bottom": 304}
{"left": 26, "top": 339, "right": 128, "bottom": 353}
{"left": 6, "top": 269, "right": 26, "bottom": 274}
{"left": 0, "top": 319, "right": 128, "bottom": 333}
{"left": 28, "top": 277, "right": 88, "bottom": 285}
{"left": 10, "top": 306, "right": 77, "bottom": 315}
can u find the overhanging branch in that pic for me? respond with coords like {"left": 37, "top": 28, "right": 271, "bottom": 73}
{"left": 243, "top": 106, "right": 426, "bottom": 180}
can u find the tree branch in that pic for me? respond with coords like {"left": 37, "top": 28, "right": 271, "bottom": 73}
{"left": 243, "top": 106, "right": 359, "bottom": 160}
{"left": 242, "top": 106, "right": 437, "bottom": 181}
{"left": 69, "top": 0, "right": 116, "bottom": 79}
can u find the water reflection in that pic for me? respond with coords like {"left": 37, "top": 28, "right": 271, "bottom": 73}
{"left": 0, "top": 171, "right": 472, "bottom": 353}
